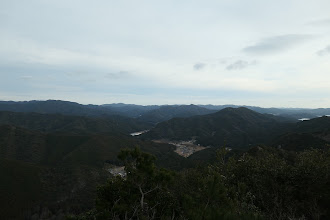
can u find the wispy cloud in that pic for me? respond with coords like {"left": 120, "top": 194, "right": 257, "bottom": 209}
{"left": 106, "top": 71, "right": 130, "bottom": 79}
{"left": 317, "top": 45, "right": 330, "bottom": 56}
{"left": 306, "top": 18, "right": 330, "bottom": 26}
{"left": 19, "top": 75, "right": 33, "bottom": 80}
{"left": 243, "top": 34, "right": 312, "bottom": 54}
{"left": 226, "top": 60, "right": 256, "bottom": 70}
{"left": 193, "top": 62, "right": 206, "bottom": 71}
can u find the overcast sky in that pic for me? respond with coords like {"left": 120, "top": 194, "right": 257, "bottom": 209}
{"left": 1, "top": 0, "right": 330, "bottom": 107}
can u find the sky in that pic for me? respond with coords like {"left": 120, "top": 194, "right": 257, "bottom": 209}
{"left": 1, "top": 0, "right": 330, "bottom": 108}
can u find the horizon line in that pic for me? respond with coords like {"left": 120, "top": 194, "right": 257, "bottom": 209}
{"left": 0, "top": 99, "right": 328, "bottom": 109}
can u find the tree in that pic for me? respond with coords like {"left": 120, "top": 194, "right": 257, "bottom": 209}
{"left": 87, "top": 147, "right": 177, "bottom": 219}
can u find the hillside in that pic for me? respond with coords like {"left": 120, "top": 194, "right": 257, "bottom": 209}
{"left": 0, "top": 111, "right": 150, "bottom": 135}
{"left": 142, "top": 107, "right": 294, "bottom": 148}
{"left": 1, "top": 107, "right": 329, "bottom": 219}
{"left": 1, "top": 100, "right": 329, "bottom": 122}
{"left": 101, "top": 103, "right": 159, "bottom": 118}
{"left": 137, "top": 104, "right": 216, "bottom": 125}
{"left": 0, "top": 100, "right": 118, "bottom": 117}
{"left": 294, "top": 116, "right": 330, "bottom": 134}
{"left": 271, "top": 116, "right": 330, "bottom": 151}
{"left": 199, "top": 104, "right": 330, "bottom": 120}
{"left": 0, "top": 101, "right": 215, "bottom": 123}
{"left": 272, "top": 133, "right": 329, "bottom": 151}
{"left": 0, "top": 124, "right": 187, "bottom": 219}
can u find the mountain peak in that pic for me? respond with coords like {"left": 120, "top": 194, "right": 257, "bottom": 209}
{"left": 216, "top": 107, "right": 258, "bottom": 116}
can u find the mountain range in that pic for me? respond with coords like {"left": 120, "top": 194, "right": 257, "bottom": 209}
{"left": 142, "top": 107, "right": 330, "bottom": 150}
{"left": 1, "top": 100, "right": 330, "bottom": 124}
{"left": 1, "top": 100, "right": 329, "bottom": 219}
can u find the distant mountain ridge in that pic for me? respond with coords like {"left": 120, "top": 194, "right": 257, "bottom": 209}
{"left": 1, "top": 100, "right": 329, "bottom": 123}
{"left": 198, "top": 104, "right": 330, "bottom": 120}
{"left": 0, "top": 100, "right": 116, "bottom": 116}
{"left": 102, "top": 103, "right": 159, "bottom": 118}
{"left": 0, "top": 101, "right": 215, "bottom": 124}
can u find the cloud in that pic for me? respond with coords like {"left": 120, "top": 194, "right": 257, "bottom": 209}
{"left": 106, "top": 71, "right": 130, "bottom": 79}
{"left": 306, "top": 18, "right": 330, "bottom": 26}
{"left": 218, "top": 58, "right": 232, "bottom": 65}
{"left": 226, "top": 60, "right": 256, "bottom": 70}
{"left": 243, "top": 34, "right": 312, "bottom": 54}
{"left": 317, "top": 45, "right": 330, "bottom": 56}
{"left": 19, "top": 75, "right": 33, "bottom": 80}
{"left": 193, "top": 62, "right": 206, "bottom": 71}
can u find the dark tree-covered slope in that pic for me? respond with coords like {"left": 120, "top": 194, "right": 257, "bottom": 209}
{"left": 101, "top": 103, "right": 160, "bottom": 118}
{"left": 271, "top": 116, "right": 330, "bottom": 151}
{"left": 294, "top": 116, "right": 330, "bottom": 134}
{"left": 137, "top": 104, "right": 216, "bottom": 125}
{"left": 0, "top": 100, "right": 119, "bottom": 117}
{"left": 0, "top": 111, "right": 150, "bottom": 134}
{"left": 142, "top": 107, "right": 294, "bottom": 148}
{"left": 0, "top": 101, "right": 215, "bottom": 123}
{"left": 199, "top": 104, "right": 330, "bottom": 120}
{"left": 0, "top": 124, "right": 186, "bottom": 219}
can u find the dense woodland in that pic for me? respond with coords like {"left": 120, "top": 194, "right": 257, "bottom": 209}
{"left": 0, "top": 100, "right": 329, "bottom": 219}
{"left": 70, "top": 147, "right": 330, "bottom": 220}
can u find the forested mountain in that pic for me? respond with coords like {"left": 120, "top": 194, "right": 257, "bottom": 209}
{"left": 0, "top": 124, "right": 187, "bottom": 219}
{"left": 0, "top": 125, "right": 184, "bottom": 169}
{"left": 101, "top": 103, "right": 159, "bottom": 118}
{"left": 1, "top": 100, "right": 329, "bottom": 122}
{"left": 294, "top": 115, "right": 330, "bottom": 134}
{"left": 142, "top": 107, "right": 295, "bottom": 148}
{"left": 271, "top": 116, "right": 330, "bottom": 151}
{"left": 0, "top": 111, "right": 150, "bottom": 134}
{"left": 0, "top": 101, "right": 214, "bottom": 124}
{"left": 0, "top": 100, "right": 118, "bottom": 117}
{"left": 198, "top": 104, "right": 330, "bottom": 120}
{"left": 272, "top": 133, "right": 329, "bottom": 151}
{"left": 71, "top": 146, "right": 330, "bottom": 220}
{"left": 137, "top": 104, "right": 215, "bottom": 125}
{"left": 1, "top": 101, "right": 330, "bottom": 219}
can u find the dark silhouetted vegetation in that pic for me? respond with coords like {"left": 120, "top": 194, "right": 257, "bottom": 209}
{"left": 71, "top": 147, "right": 330, "bottom": 220}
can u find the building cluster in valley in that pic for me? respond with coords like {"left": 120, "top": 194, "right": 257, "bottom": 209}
{"left": 154, "top": 139, "right": 209, "bottom": 157}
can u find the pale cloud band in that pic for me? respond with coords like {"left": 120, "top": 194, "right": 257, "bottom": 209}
{"left": 317, "top": 45, "right": 330, "bottom": 56}
{"left": 243, "top": 35, "right": 313, "bottom": 55}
